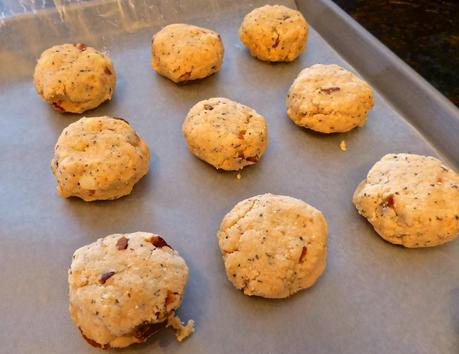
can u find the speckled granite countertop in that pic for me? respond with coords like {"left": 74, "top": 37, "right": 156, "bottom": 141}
{"left": 332, "top": 0, "right": 459, "bottom": 107}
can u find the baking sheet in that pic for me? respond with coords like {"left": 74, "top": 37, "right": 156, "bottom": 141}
{"left": 0, "top": 1, "right": 458, "bottom": 353}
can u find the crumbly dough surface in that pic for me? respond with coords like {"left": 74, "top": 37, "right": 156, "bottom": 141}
{"left": 151, "top": 23, "right": 224, "bottom": 83}
{"left": 51, "top": 116, "right": 149, "bottom": 201}
{"left": 239, "top": 5, "right": 308, "bottom": 62}
{"left": 34, "top": 43, "right": 116, "bottom": 113}
{"left": 353, "top": 153, "right": 459, "bottom": 247}
{"left": 69, "top": 232, "right": 194, "bottom": 349}
{"left": 182, "top": 97, "right": 268, "bottom": 171}
{"left": 217, "top": 194, "right": 328, "bottom": 298}
{"left": 287, "top": 64, "right": 374, "bottom": 133}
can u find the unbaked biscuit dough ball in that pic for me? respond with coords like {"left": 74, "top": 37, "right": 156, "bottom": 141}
{"left": 182, "top": 97, "right": 268, "bottom": 171}
{"left": 69, "top": 232, "right": 194, "bottom": 349}
{"left": 51, "top": 116, "right": 150, "bottom": 201}
{"left": 353, "top": 153, "right": 459, "bottom": 248}
{"left": 287, "top": 64, "right": 374, "bottom": 133}
{"left": 239, "top": 5, "right": 308, "bottom": 62}
{"left": 151, "top": 23, "right": 224, "bottom": 83}
{"left": 217, "top": 194, "right": 328, "bottom": 298}
{"left": 33, "top": 43, "right": 116, "bottom": 113}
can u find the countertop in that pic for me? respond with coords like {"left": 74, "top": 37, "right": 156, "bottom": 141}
{"left": 332, "top": 0, "right": 459, "bottom": 107}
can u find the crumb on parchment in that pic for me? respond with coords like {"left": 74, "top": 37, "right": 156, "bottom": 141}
{"left": 236, "top": 172, "right": 242, "bottom": 180}
{"left": 167, "top": 313, "right": 195, "bottom": 341}
{"left": 339, "top": 140, "right": 347, "bottom": 151}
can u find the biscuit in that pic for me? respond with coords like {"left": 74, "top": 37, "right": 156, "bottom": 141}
{"left": 33, "top": 43, "right": 116, "bottom": 113}
{"left": 239, "top": 5, "right": 308, "bottom": 62}
{"left": 69, "top": 232, "right": 194, "bottom": 348}
{"left": 151, "top": 24, "right": 224, "bottom": 83}
{"left": 51, "top": 116, "right": 149, "bottom": 201}
{"left": 217, "top": 193, "right": 328, "bottom": 298}
{"left": 182, "top": 97, "right": 268, "bottom": 171}
{"left": 353, "top": 153, "right": 459, "bottom": 247}
{"left": 287, "top": 64, "right": 374, "bottom": 133}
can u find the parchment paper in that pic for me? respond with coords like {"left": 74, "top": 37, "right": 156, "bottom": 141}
{"left": 0, "top": 1, "right": 458, "bottom": 353}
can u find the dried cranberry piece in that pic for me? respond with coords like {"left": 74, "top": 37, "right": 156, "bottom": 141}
{"left": 99, "top": 271, "right": 115, "bottom": 284}
{"left": 383, "top": 194, "right": 395, "bottom": 209}
{"left": 116, "top": 237, "right": 128, "bottom": 250}
{"left": 319, "top": 87, "right": 340, "bottom": 94}
{"left": 74, "top": 43, "right": 87, "bottom": 51}
{"left": 299, "top": 246, "right": 308, "bottom": 262}
{"left": 147, "top": 235, "right": 171, "bottom": 249}
{"left": 52, "top": 101, "right": 65, "bottom": 112}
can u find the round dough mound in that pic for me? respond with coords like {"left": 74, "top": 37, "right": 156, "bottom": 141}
{"left": 287, "top": 64, "right": 374, "bottom": 133}
{"left": 69, "top": 232, "right": 194, "bottom": 348}
{"left": 51, "top": 116, "right": 150, "bottom": 201}
{"left": 151, "top": 24, "right": 224, "bottom": 83}
{"left": 33, "top": 43, "right": 116, "bottom": 113}
{"left": 239, "top": 5, "right": 308, "bottom": 62}
{"left": 217, "top": 194, "right": 328, "bottom": 298}
{"left": 182, "top": 97, "right": 268, "bottom": 171}
{"left": 353, "top": 153, "right": 459, "bottom": 247}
